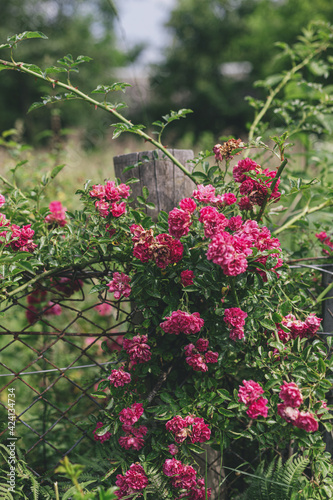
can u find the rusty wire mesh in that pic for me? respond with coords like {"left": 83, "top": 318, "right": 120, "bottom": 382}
{"left": 0, "top": 263, "right": 137, "bottom": 475}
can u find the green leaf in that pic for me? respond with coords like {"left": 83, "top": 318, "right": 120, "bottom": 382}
{"left": 92, "top": 82, "right": 131, "bottom": 94}
{"left": 192, "top": 172, "right": 208, "bottom": 182}
{"left": 27, "top": 101, "right": 46, "bottom": 113}
{"left": 159, "top": 393, "right": 175, "bottom": 404}
{"left": 91, "top": 391, "right": 107, "bottom": 399}
{"left": 136, "top": 196, "right": 145, "bottom": 204}
{"left": 44, "top": 66, "right": 67, "bottom": 75}
{"left": 21, "top": 63, "right": 44, "bottom": 75}
{"left": 280, "top": 301, "right": 292, "bottom": 317}
{"left": 259, "top": 318, "right": 276, "bottom": 330}
{"left": 272, "top": 312, "right": 283, "bottom": 323}
{"left": 218, "top": 408, "right": 234, "bottom": 417}
{"left": 76, "top": 55, "right": 93, "bottom": 64}
{"left": 16, "top": 261, "right": 35, "bottom": 274}
{"left": 21, "top": 31, "right": 48, "bottom": 40}
{"left": 89, "top": 284, "right": 107, "bottom": 294}
{"left": 50, "top": 164, "right": 65, "bottom": 179}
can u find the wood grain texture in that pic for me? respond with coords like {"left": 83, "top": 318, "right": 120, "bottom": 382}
{"left": 113, "top": 149, "right": 195, "bottom": 220}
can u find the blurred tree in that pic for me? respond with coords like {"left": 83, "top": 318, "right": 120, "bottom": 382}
{"left": 0, "top": 0, "right": 136, "bottom": 144}
{"left": 149, "top": 0, "right": 333, "bottom": 142}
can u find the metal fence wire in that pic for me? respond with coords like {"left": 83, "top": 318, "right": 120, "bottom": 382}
{"left": 0, "top": 264, "right": 137, "bottom": 476}
{"left": 0, "top": 262, "right": 333, "bottom": 494}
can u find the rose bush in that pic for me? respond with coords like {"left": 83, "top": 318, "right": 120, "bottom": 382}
{"left": 0, "top": 24, "right": 333, "bottom": 499}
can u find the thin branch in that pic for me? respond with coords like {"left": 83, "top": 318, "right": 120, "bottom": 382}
{"left": 0, "top": 59, "right": 196, "bottom": 183}
{"left": 146, "top": 365, "right": 173, "bottom": 404}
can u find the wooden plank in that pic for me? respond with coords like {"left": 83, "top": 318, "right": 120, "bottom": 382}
{"left": 113, "top": 149, "right": 195, "bottom": 220}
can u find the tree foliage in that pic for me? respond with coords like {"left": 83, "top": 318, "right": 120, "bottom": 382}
{"left": 149, "top": 0, "right": 333, "bottom": 140}
{"left": 0, "top": 0, "right": 133, "bottom": 142}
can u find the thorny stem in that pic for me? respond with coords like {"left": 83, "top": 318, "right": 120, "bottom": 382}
{"left": 316, "top": 281, "right": 333, "bottom": 303}
{"left": 229, "top": 277, "right": 240, "bottom": 308}
{"left": 273, "top": 199, "right": 333, "bottom": 236}
{"left": 2, "top": 256, "right": 115, "bottom": 301}
{"left": 146, "top": 365, "right": 173, "bottom": 404}
{"left": 0, "top": 58, "right": 196, "bottom": 183}
{"left": 248, "top": 39, "right": 331, "bottom": 142}
{"left": 256, "top": 158, "right": 288, "bottom": 222}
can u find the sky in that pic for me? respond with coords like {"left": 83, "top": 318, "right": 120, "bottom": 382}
{"left": 115, "top": 0, "right": 177, "bottom": 66}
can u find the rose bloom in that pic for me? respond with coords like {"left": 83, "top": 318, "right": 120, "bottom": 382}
{"left": 294, "top": 411, "right": 319, "bottom": 432}
{"left": 190, "top": 417, "right": 211, "bottom": 443}
{"left": 246, "top": 397, "right": 268, "bottom": 419}
{"left": 108, "top": 368, "right": 131, "bottom": 387}
{"left": 238, "top": 380, "right": 264, "bottom": 405}
{"left": 195, "top": 338, "right": 209, "bottom": 352}
{"left": 279, "top": 381, "right": 303, "bottom": 408}
{"left": 277, "top": 403, "right": 299, "bottom": 423}
{"left": 119, "top": 402, "right": 144, "bottom": 425}
{"left": 168, "top": 444, "right": 179, "bottom": 455}
{"left": 168, "top": 207, "right": 192, "bottom": 239}
{"left": 179, "top": 198, "right": 197, "bottom": 213}
{"left": 181, "top": 270, "right": 194, "bottom": 287}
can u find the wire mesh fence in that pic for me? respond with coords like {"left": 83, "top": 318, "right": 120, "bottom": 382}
{"left": 1, "top": 262, "right": 333, "bottom": 496}
{"left": 0, "top": 263, "right": 136, "bottom": 476}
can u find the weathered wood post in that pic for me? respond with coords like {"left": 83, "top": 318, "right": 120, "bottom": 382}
{"left": 113, "top": 149, "right": 195, "bottom": 219}
{"left": 322, "top": 265, "right": 333, "bottom": 455}
{"left": 113, "top": 148, "right": 223, "bottom": 498}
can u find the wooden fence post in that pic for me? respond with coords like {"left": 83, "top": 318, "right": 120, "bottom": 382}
{"left": 322, "top": 265, "right": 333, "bottom": 455}
{"left": 113, "top": 149, "right": 195, "bottom": 220}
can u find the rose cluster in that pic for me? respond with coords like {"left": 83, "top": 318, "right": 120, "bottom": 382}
{"left": 107, "top": 272, "right": 131, "bottom": 300}
{"left": 223, "top": 307, "right": 247, "bottom": 341}
{"left": 277, "top": 381, "right": 318, "bottom": 432}
{"left": 166, "top": 414, "right": 211, "bottom": 444}
{"left": 233, "top": 157, "right": 281, "bottom": 210}
{"left": 160, "top": 310, "right": 204, "bottom": 335}
{"left": 108, "top": 368, "right": 131, "bottom": 388}
{"left": 238, "top": 380, "right": 269, "bottom": 419}
{"left": 277, "top": 313, "right": 322, "bottom": 342}
{"left": 206, "top": 218, "right": 282, "bottom": 278}
{"left": 123, "top": 335, "right": 151, "bottom": 364}
{"left": 0, "top": 213, "right": 37, "bottom": 252}
{"left": 115, "top": 463, "right": 148, "bottom": 499}
{"left": 44, "top": 200, "right": 67, "bottom": 227}
{"left": 89, "top": 180, "right": 130, "bottom": 218}
{"left": 163, "top": 458, "right": 211, "bottom": 499}
{"left": 118, "top": 402, "right": 147, "bottom": 451}
{"left": 184, "top": 338, "right": 218, "bottom": 372}
{"left": 130, "top": 224, "right": 183, "bottom": 269}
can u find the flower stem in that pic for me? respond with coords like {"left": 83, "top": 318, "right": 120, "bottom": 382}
{"left": 273, "top": 199, "right": 333, "bottom": 236}
{"left": 229, "top": 277, "right": 240, "bottom": 307}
